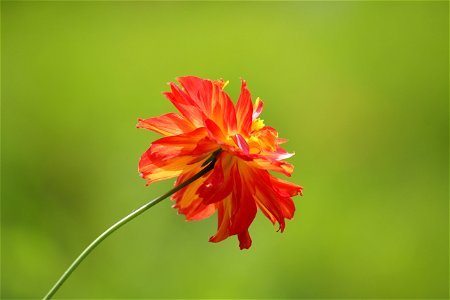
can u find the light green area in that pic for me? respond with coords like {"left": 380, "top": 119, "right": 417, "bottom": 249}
{"left": 1, "top": 1, "right": 448, "bottom": 299}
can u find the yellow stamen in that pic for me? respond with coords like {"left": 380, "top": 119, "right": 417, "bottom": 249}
{"left": 251, "top": 118, "right": 265, "bottom": 132}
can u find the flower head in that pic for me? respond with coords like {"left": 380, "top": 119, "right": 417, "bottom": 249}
{"left": 138, "top": 76, "right": 303, "bottom": 249}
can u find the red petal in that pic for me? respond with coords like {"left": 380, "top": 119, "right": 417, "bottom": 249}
{"left": 253, "top": 170, "right": 301, "bottom": 232}
{"left": 229, "top": 163, "right": 257, "bottom": 235}
{"left": 236, "top": 80, "right": 253, "bottom": 135}
{"left": 205, "top": 119, "right": 227, "bottom": 143}
{"left": 178, "top": 76, "right": 237, "bottom": 134}
{"left": 137, "top": 113, "right": 195, "bottom": 136}
{"left": 238, "top": 230, "right": 252, "bottom": 250}
{"left": 148, "top": 128, "right": 208, "bottom": 161}
{"left": 209, "top": 161, "right": 257, "bottom": 249}
{"left": 178, "top": 76, "right": 214, "bottom": 117}
{"left": 270, "top": 176, "right": 303, "bottom": 197}
{"left": 211, "top": 82, "right": 237, "bottom": 133}
{"left": 190, "top": 137, "right": 219, "bottom": 156}
{"left": 209, "top": 197, "right": 232, "bottom": 243}
{"left": 163, "top": 83, "right": 204, "bottom": 127}
{"left": 197, "top": 154, "right": 233, "bottom": 204}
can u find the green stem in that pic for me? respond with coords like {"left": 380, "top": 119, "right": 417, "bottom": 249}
{"left": 43, "top": 152, "right": 219, "bottom": 300}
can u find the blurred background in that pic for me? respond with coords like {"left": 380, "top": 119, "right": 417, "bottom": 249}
{"left": 2, "top": 1, "right": 448, "bottom": 299}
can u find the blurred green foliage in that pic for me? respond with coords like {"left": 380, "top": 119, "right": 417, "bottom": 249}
{"left": 1, "top": 1, "right": 448, "bottom": 299}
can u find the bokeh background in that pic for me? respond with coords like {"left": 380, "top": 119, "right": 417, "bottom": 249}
{"left": 2, "top": 1, "right": 448, "bottom": 299}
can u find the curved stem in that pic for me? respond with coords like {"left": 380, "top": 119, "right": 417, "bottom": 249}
{"left": 43, "top": 154, "right": 219, "bottom": 300}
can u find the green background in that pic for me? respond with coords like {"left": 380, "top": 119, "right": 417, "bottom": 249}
{"left": 2, "top": 1, "right": 448, "bottom": 299}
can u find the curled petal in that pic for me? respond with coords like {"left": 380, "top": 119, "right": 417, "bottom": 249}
{"left": 238, "top": 230, "right": 252, "bottom": 250}
{"left": 209, "top": 196, "right": 232, "bottom": 243}
{"left": 253, "top": 97, "right": 264, "bottom": 120}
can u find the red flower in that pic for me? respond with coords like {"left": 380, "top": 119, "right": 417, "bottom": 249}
{"left": 138, "top": 76, "right": 303, "bottom": 249}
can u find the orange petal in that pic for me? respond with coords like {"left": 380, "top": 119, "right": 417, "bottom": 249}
{"left": 259, "top": 146, "right": 295, "bottom": 161}
{"left": 172, "top": 166, "right": 216, "bottom": 221}
{"left": 276, "top": 137, "right": 288, "bottom": 144}
{"left": 252, "top": 126, "right": 278, "bottom": 152}
{"left": 137, "top": 112, "right": 195, "bottom": 136}
{"left": 138, "top": 128, "right": 210, "bottom": 184}
{"left": 252, "top": 157, "right": 294, "bottom": 176}
{"left": 139, "top": 155, "right": 197, "bottom": 185}
{"left": 188, "top": 204, "right": 216, "bottom": 221}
